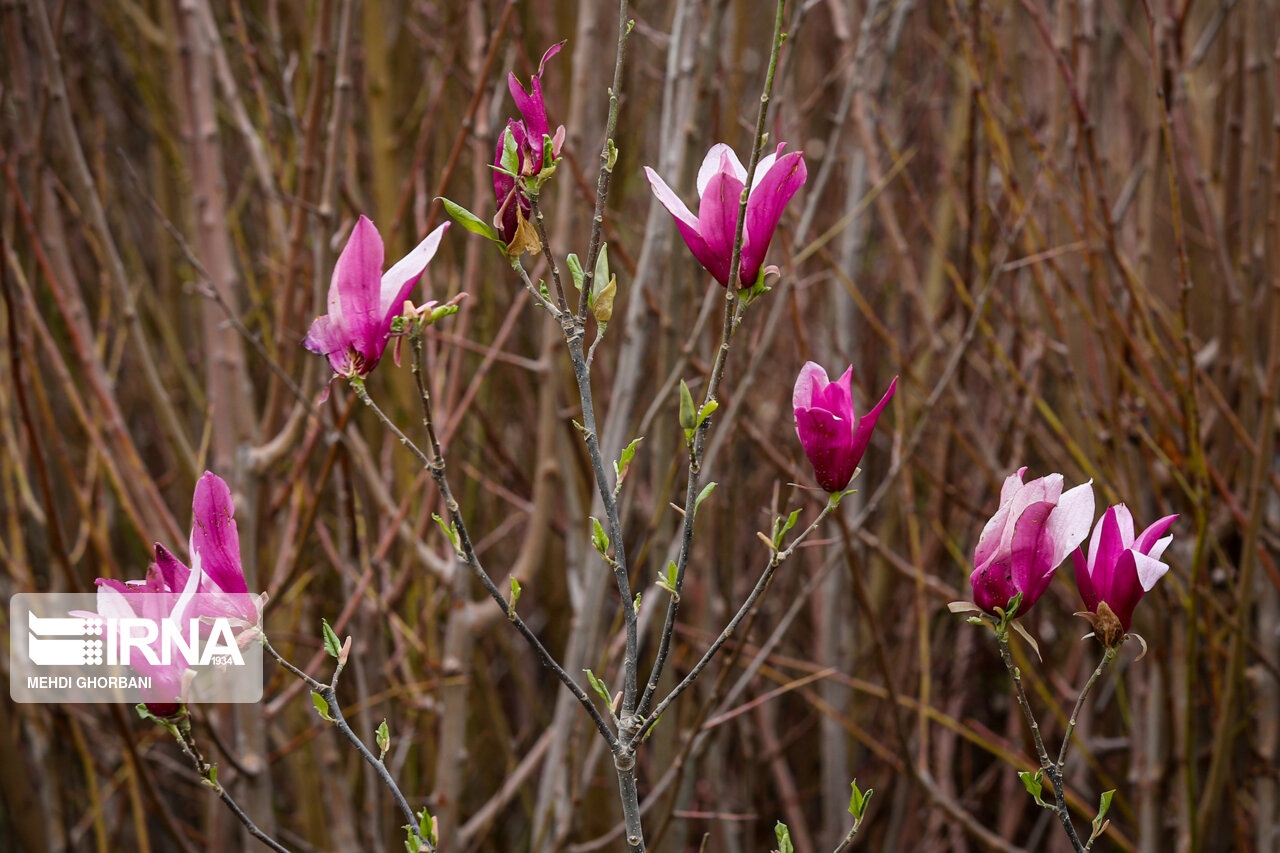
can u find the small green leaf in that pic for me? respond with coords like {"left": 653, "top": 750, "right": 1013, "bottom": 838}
{"left": 584, "top": 668, "right": 611, "bottom": 704}
{"left": 376, "top": 720, "right": 390, "bottom": 760}
{"left": 1019, "top": 769, "right": 1048, "bottom": 808}
{"left": 540, "top": 133, "right": 558, "bottom": 174}
{"left": 848, "top": 779, "right": 873, "bottom": 819}
{"left": 633, "top": 591, "right": 642, "bottom": 613}
{"left": 311, "top": 690, "right": 335, "bottom": 722}
{"left": 656, "top": 561, "right": 679, "bottom": 599}
{"left": 774, "top": 821, "right": 794, "bottom": 853}
{"left": 321, "top": 618, "right": 341, "bottom": 660}
{"left": 678, "top": 380, "right": 696, "bottom": 438}
{"left": 667, "top": 561, "right": 679, "bottom": 589}
{"left": 432, "top": 513, "right": 460, "bottom": 552}
{"left": 696, "top": 399, "right": 718, "bottom": 428}
{"left": 694, "top": 482, "right": 717, "bottom": 516}
{"left": 439, "top": 197, "right": 501, "bottom": 243}
{"left": 206, "top": 765, "right": 218, "bottom": 786}
{"left": 500, "top": 126, "right": 519, "bottom": 176}
{"left": 772, "top": 508, "right": 802, "bottom": 548}
{"left": 567, "top": 253, "right": 585, "bottom": 292}
{"left": 605, "top": 138, "right": 618, "bottom": 172}
{"left": 1092, "top": 789, "right": 1116, "bottom": 836}
{"left": 592, "top": 244, "right": 611, "bottom": 303}
{"left": 590, "top": 517, "right": 610, "bottom": 557}
{"left": 509, "top": 577, "right": 522, "bottom": 606}
{"left": 614, "top": 437, "right": 644, "bottom": 484}
{"left": 419, "top": 806, "right": 437, "bottom": 845}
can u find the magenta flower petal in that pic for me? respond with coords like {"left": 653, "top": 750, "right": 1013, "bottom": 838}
{"left": 794, "top": 407, "right": 852, "bottom": 493}
{"left": 1008, "top": 499, "right": 1057, "bottom": 608}
{"left": 741, "top": 147, "right": 807, "bottom": 284}
{"left": 1042, "top": 480, "right": 1095, "bottom": 568}
{"left": 332, "top": 215, "right": 385, "bottom": 362}
{"left": 696, "top": 143, "right": 746, "bottom": 196}
{"left": 698, "top": 159, "right": 745, "bottom": 286}
{"left": 380, "top": 222, "right": 449, "bottom": 328}
{"left": 1090, "top": 506, "right": 1126, "bottom": 592}
{"left": 645, "top": 166, "right": 722, "bottom": 279}
{"left": 153, "top": 543, "right": 191, "bottom": 591}
{"left": 190, "top": 472, "right": 249, "bottom": 596}
{"left": 846, "top": 375, "right": 897, "bottom": 475}
{"left": 1134, "top": 513, "right": 1178, "bottom": 555}
{"left": 970, "top": 558, "right": 1018, "bottom": 614}
{"left": 791, "top": 361, "right": 831, "bottom": 411}
{"left": 1073, "top": 548, "right": 1097, "bottom": 612}
{"left": 975, "top": 468, "right": 1026, "bottom": 570}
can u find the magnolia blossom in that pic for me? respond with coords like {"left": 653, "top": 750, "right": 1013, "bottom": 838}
{"left": 493, "top": 43, "right": 565, "bottom": 244}
{"left": 1073, "top": 504, "right": 1177, "bottom": 642}
{"left": 91, "top": 472, "right": 263, "bottom": 715}
{"left": 645, "top": 142, "right": 807, "bottom": 287}
{"left": 303, "top": 216, "right": 449, "bottom": 378}
{"left": 969, "top": 468, "right": 1094, "bottom": 616}
{"left": 792, "top": 363, "right": 897, "bottom": 493}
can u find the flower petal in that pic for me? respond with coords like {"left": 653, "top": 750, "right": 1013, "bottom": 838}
{"left": 189, "top": 472, "right": 249, "bottom": 595}
{"left": 1090, "top": 505, "right": 1126, "bottom": 600}
{"left": 645, "top": 166, "right": 724, "bottom": 283}
{"left": 971, "top": 558, "right": 1017, "bottom": 614}
{"left": 1001, "top": 467, "right": 1028, "bottom": 504}
{"left": 1134, "top": 513, "right": 1178, "bottom": 556}
{"left": 1073, "top": 547, "right": 1098, "bottom": 613}
{"left": 795, "top": 406, "right": 854, "bottom": 492}
{"left": 792, "top": 362, "right": 831, "bottom": 411}
{"left": 698, "top": 157, "right": 745, "bottom": 285}
{"left": 740, "top": 149, "right": 806, "bottom": 284}
{"left": 153, "top": 543, "right": 191, "bottom": 591}
{"left": 1105, "top": 550, "right": 1146, "bottom": 631}
{"left": 696, "top": 143, "right": 746, "bottom": 196}
{"left": 1132, "top": 549, "right": 1170, "bottom": 592}
{"left": 1043, "top": 480, "right": 1095, "bottom": 568}
{"left": 1008, "top": 499, "right": 1058, "bottom": 609}
{"left": 332, "top": 216, "right": 385, "bottom": 362}
{"left": 380, "top": 222, "right": 449, "bottom": 325}
{"left": 846, "top": 375, "right": 897, "bottom": 474}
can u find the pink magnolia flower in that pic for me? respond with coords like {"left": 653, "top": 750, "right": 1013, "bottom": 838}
{"left": 1073, "top": 504, "right": 1177, "bottom": 641}
{"left": 969, "top": 468, "right": 1095, "bottom": 616}
{"left": 792, "top": 363, "right": 897, "bottom": 493}
{"left": 645, "top": 142, "right": 807, "bottom": 288}
{"left": 494, "top": 43, "right": 565, "bottom": 243}
{"left": 303, "top": 216, "right": 449, "bottom": 378}
{"left": 91, "top": 472, "right": 263, "bottom": 715}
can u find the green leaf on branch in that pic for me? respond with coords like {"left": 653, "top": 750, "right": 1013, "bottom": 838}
{"left": 376, "top": 720, "right": 390, "bottom": 760}
{"left": 500, "top": 126, "right": 519, "bottom": 176}
{"left": 614, "top": 437, "right": 644, "bottom": 486}
{"left": 693, "top": 482, "right": 717, "bottom": 516}
{"left": 848, "top": 778, "right": 874, "bottom": 820}
{"left": 509, "top": 577, "right": 522, "bottom": 607}
{"left": 432, "top": 513, "right": 461, "bottom": 556}
{"left": 696, "top": 399, "right": 718, "bottom": 428}
{"left": 311, "top": 691, "right": 335, "bottom": 723}
{"left": 321, "top": 618, "right": 341, "bottom": 660}
{"left": 605, "top": 138, "right": 618, "bottom": 172}
{"left": 633, "top": 592, "right": 642, "bottom": 613}
{"left": 1091, "top": 789, "right": 1116, "bottom": 840}
{"left": 678, "top": 380, "right": 696, "bottom": 440}
{"left": 438, "top": 197, "right": 502, "bottom": 243}
{"left": 772, "top": 508, "right": 802, "bottom": 549}
{"left": 1019, "top": 769, "right": 1049, "bottom": 808}
{"left": 567, "top": 253, "right": 584, "bottom": 292}
{"left": 584, "top": 668, "right": 611, "bottom": 704}
{"left": 419, "top": 807, "right": 437, "bottom": 845}
{"left": 589, "top": 516, "right": 610, "bottom": 557}
{"left": 593, "top": 275, "right": 617, "bottom": 324}
{"left": 656, "top": 561, "right": 680, "bottom": 600}
{"left": 774, "top": 821, "right": 794, "bottom": 853}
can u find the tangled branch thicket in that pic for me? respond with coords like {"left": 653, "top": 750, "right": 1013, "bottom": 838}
{"left": 1, "top": 1, "right": 1277, "bottom": 851}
